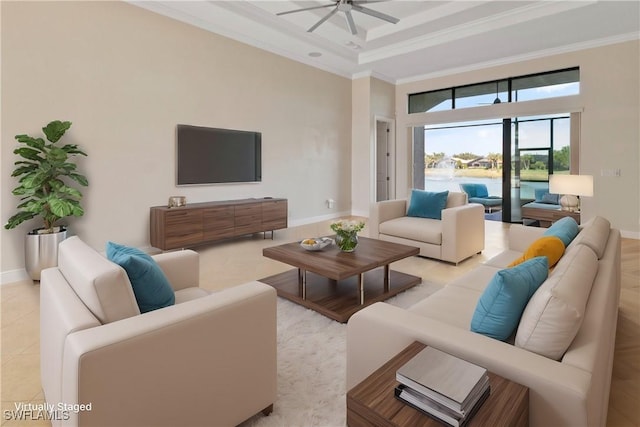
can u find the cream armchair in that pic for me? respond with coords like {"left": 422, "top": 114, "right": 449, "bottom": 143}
{"left": 371, "top": 192, "right": 485, "bottom": 264}
{"left": 40, "top": 236, "right": 276, "bottom": 427}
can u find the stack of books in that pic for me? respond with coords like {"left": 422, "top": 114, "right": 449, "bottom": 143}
{"left": 395, "top": 346, "right": 490, "bottom": 427}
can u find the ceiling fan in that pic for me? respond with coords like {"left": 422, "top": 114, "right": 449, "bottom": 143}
{"left": 276, "top": 0, "right": 399, "bottom": 35}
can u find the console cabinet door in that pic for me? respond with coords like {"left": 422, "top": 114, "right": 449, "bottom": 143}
{"left": 262, "top": 200, "right": 287, "bottom": 230}
{"left": 203, "top": 206, "right": 235, "bottom": 240}
{"left": 164, "top": 210, "right": 203, "bottom": 249}
{"left": 234, "top": 203, "right": 263, "bottom": 235}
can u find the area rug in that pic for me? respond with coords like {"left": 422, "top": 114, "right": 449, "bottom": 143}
{"left": 240, "top": 281, "right": 443, "bottom": 427}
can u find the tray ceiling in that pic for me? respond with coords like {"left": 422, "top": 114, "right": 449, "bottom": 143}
{"left": 130, "top": 1, "right": 640, "bottom": 83}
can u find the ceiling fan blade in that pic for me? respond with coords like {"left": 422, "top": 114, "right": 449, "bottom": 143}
{"left": 344, "top": 10, "right": 358, "bottom": 35}
{"left": 351, "top": 4, "right": 399, "bottom": 24}
{"left": 276, "top": 3, "right": 335, "bottom": 16}
{"left": 308, "top": 7, "right": 339, "bottom": 33}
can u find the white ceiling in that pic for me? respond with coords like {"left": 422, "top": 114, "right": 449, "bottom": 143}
{"left": 131, "top": 1, "right": 640, "bottom": 83}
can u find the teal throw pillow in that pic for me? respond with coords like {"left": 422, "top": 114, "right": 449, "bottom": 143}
{"left": 543, "top": 216, "right": 579, "bottom": 247}
{"left": 407, "top": 190, "right": 449, "bottom": 220}
{"left": 534, "top": 188, "right": 547, "bottom": 202}
{"left": 106, "top": 242, "right": 175, "bottom": 313}
{"left": 534, "top": 189, "right": 560, "bottom": 204}
{"left": 470, "top": 256, "right": 549, "bottom": 341}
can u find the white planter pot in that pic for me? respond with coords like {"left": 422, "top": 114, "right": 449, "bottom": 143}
{"left": 25, "top": 228, "right": 67, "bottom": 281}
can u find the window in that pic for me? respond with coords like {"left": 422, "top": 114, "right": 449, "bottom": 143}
{"left": 512, "top": 68, "right": 579, "bottom": 102}
{"left": 407, "top": 88, "right": 452, "bottom": 113}
{"left": 408, "top": 67, "right": 579, "bottom": 113}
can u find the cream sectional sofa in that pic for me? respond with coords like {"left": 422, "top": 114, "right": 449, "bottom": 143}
{"left": 40, "top": 236, "right": 277, "bottom": 427}
{"left": 347, "top": 217, "right": 621, "bottom": 427}
{"left": 372, "top": 192, "right": 485, "bottom": 264}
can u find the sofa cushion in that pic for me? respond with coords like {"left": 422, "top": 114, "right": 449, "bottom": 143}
{"left": 409, "top": 285, "right": 483, "bottom": 330}
{"left": 508, "top": 236, "right": 565, "bottom": 268}
{"left": 409, "top": 265, "right": 499, "bottom": 329}
{"left": 448, "top": 265, "right": 500, "bottom": 293}
{"left": 568, "top": 216, "right": 611, "bottom": 259}
{"left": 57, "top": 236, "right": 140, "bottom": 324}
{"left": 471, "top": 257, "right": 548, "bottom": 341}
{"left": 515, "top": 245, "right": 598, "bottom": 360}
{"left": 407, "top": 189, "right": 449, "bottom": 220}
{"left": 379, "top": 217, "right": 442, "bottom": 245}
{"left": 543, "top": 216, "right": 579, "bottom": 247}
{"left": 107, "top": 242, "right": 176, "bottom": 313}
{"left": 484, "top": 250, "right": 525, "bottom": 269}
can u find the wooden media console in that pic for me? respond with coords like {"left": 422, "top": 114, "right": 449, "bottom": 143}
{"left": 150, "top": 198, "right": 287, "bottom": 250}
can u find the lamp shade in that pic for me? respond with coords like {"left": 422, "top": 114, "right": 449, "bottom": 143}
{"left": 549, "top": 174, "right": 594, "bottom": 197}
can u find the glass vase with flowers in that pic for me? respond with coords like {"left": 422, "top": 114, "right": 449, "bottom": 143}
{"left": 330, "top": 219, "right": 365, "bottom": 252}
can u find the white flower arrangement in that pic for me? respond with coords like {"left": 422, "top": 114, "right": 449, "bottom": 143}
{"left": 330, "top": 219, "right": 365, "bottom": 234}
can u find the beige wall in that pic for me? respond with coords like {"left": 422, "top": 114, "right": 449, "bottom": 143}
{"left": 1, "top": 1, "right": 352, "bottom": 279}
{"left": 351, "top": 78, "right": 370, "bottom": 216}
{"left": 394, "top": 40, "right": 640, "bottom": 237}
{"left": 351, "top": 77, "right": 395, "bottom": 216}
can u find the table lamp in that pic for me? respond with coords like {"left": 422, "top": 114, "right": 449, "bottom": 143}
{"left": 549, "top": 174, "right": 593, "bottom": 212}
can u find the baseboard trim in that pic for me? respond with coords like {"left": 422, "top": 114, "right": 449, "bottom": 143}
{"left": 1, "top": 269, "right": 31, "bottom": 286}
{"left": 351, "top": 209, "right": 370, "bottom": 218}
{"left": 289, "top": 211, "right": 351, "bottom": 227}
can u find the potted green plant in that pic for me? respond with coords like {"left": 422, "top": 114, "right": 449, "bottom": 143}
{"left": 4, "top": 120, "right": 89, "bottom": 280}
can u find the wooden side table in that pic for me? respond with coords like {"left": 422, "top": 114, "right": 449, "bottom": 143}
{"left": 520, "top": 206, "right": 580, "bottom": 228}
{"left": 347, "top": 341, "right": 529, "bottom": 427}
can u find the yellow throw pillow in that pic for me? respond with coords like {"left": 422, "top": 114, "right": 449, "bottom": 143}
{"left": 509, "top": 236, "right": 565, "bottom": 268}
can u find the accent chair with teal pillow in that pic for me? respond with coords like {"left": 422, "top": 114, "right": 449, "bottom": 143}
{"left": 406, "top": 189, "right": 449, "bottom": 220}
{"left": 543, "top": 216, "right": 579, "bottom": 247}
{"left": 106, "top": 241, "right": 175, "bottom": 313}
{"left": 470, "top": 256, "right": 549, "bottom": 341}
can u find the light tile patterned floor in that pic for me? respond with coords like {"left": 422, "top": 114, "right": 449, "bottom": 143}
{"left": 1, "top": 220, "right": 638, "bottom": 426}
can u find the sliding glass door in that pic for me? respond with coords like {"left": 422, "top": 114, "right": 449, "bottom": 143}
{"left": 419, "top": 120, "right": 503, "bottom": 205}
{"left": 414, "top": 113, "right": 573, "bottom": 223}
{"left": 507, "top": 114, "right": 571, "bottom": 222}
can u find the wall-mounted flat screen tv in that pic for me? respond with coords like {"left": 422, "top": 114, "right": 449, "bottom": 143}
{"left": 176, "top": 124, "right": 262, "bottom": 185}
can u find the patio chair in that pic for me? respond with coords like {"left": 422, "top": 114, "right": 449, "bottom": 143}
{"left": 459, "top": 183, "right": 502, "bottom": 213}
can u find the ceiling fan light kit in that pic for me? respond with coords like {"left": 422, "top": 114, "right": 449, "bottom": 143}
{"left": 277, "top": 0, "right": 399, "bottom": 35}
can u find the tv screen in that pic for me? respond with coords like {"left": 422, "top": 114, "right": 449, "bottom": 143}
{"left": 176, "top": 124, "right": 262, "bottom": 185}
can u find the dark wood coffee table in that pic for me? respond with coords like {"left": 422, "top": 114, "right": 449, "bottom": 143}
{"left": 259, "top": 236, "right": 420, "bottom": 322}
{"left": 347, "top": 341, "right": 529, "bottom": 426}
